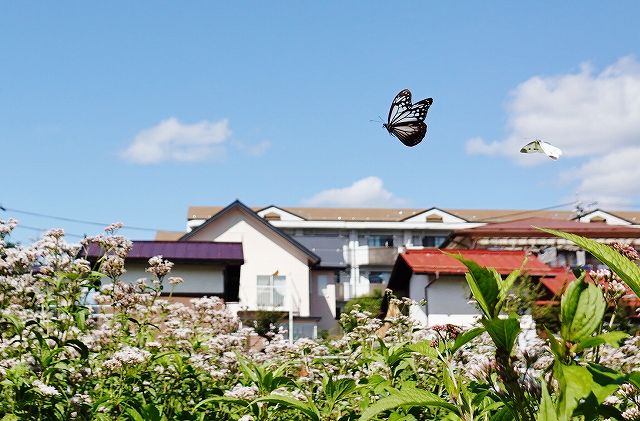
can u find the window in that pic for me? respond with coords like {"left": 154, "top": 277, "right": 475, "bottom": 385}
{"left": 425, "top": 214, "right": 443, "bottom": 223}
{"left": 317, "top": 274, "right": 329, "bottom": 296}
{"left": 263, "top": 212, "right": 281, "bottom": 221}
{"left": 419, "top": 236, "right": 447, "bottom": 248}
{"left": 368, "top": 235, "right": 394, "bottom": 247}
{"left": 256, "top": 275, "right": 286, "bottom": 307}
{"left": 368, "top": 271, "right": 391, "bottom": 284}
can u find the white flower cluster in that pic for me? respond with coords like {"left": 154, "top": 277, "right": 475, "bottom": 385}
{"left": 32, "top": 379, "right": 60, "bottom": 397}
{"left": 224, "top": 383, "right": 259, "bottom": 400}
{"left": 146, "top": 255, "right": 174, "bottom": 279}
{"left": 103, "top": 346, "right": 151, "bottom": 372}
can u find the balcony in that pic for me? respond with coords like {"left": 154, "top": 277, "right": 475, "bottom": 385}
{"left": 367, "top": 247, "right": 398, "bottom": 266}
{"left": 335, "top": 281, "right": 387, "bottom": 302}
{"left": 256, "top": 285, "right": 286, "bottom": 308}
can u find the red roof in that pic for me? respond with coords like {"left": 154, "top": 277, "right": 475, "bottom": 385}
{"left": 538, "top": 268, "right": 576, "bottom": 295}
{"left": 453, "top": 217, "right": 640, "bottom": 238}
{"left": 400, "top": 248, "right": 553, "bottom": 275}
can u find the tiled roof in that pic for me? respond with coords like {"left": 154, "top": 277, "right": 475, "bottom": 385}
{"left": 181, "top": 200, "right": 320, "bottom": 265}
{"left": 84, "top": 241, "right": 244, "bottom": 263}
{"left": 538, "top": 268, "right": 576, "bottom": 295}
{"left": 187, "top": 205, "right": 640, "bottom": 223}
{"left": 400, "top": 249, "right": 552, "bottom": 275}
{"left": 155, "top": 231, "right": 184, "bottom": 241}
{"left": 452, "top": 217, "right": 640, "bottom": 238}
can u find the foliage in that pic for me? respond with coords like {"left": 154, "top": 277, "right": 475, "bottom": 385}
{"left": 0, "top": 219, "right": 639, "bottom": 420}
{"left": 343, "top": 288, "right": 384, "bottom": 318}
{"left": 249, "top": 310, "right": 287, "bottom": 338}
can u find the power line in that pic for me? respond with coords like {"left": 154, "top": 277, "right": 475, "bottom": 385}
{"left": 477, "top": 201, "right": 578, "bottom": 222}
{"left": 1, "top": 205, "right": 159, "bottom": 232}
{"left": 11, "top": 224, "right": 86, "bottom": 239}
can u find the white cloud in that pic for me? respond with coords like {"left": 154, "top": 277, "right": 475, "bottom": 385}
{"left": 570, "top": 146, "right": 640, "bottom": 207}
{"left": 465, "top": 56, "right": 640, "bottom": 205}
{"left": 302, "top": 176, "right": 406, "bottom": 207}
{"left": 121, "top": 117, "right": 231, "bottom": 164}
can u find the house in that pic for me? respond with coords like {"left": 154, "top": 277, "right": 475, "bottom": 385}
{"left": 387, "top": 248, "right": 561, "bottom": 327}
{"left": 87, "top": 201, "right": 340, "bottom": 337}
{"left": 84, "top": 240, "right": 244, "bottom": 305}
{"left": 170, "top": 205, "right": 640, "bottom": 316}
{"left": 442, "top": 217, "right": 640, "bottom": 268}
{"left": 178, "top": 200, "right": 340, "bottom": 337}
{"left": 184, "top": 205, "right": 489, "bottom": 315}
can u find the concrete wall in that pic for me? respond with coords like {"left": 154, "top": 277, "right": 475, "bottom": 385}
{"left": 406, "top": 274, "right": 481, "bottom": 327}
{"left": 310, "top": 270, "right": 337, "bottom": 331}
{"left": 116, "top": 262, "right": 225, "bottom": 294}
{"left": 187, "top": 209, "right": 312, "bottom": 316}
{"left": 427, "top": 275, "right": 480, "bottom": 326}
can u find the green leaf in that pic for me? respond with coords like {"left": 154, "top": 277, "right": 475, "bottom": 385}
{"left": 536, "top": 228, "right": 640, "bottom": 298}
{"left": 585, "top": 363, "right": 626, "bottom": 403}
{"left": 554, "top": 364, "right": 593, "bottom": 420}
{"left": 481, "top": 317, "right": 521, "bottom": 355}
{"left": 406, "top": 340, "right": 439, "bottom": 359}
{"left": 573, "top": 331, "right": 629, "bottom": 353}
{"left": 560, "top": 280, "right": 605, "bottom": 343}
{"left": 543, "top": 326, "right": 565, "bottom": 360}
{"left": 448, "top": 253, "right": 500, "bottom": 318}
{"left": 1, "top": 415, "right": 20, "bottom": 421}
{"left": 65, "top": 339, "right": 89, "bottom": 359}
{"left": 628, "top": 371, "right": 640, "bottom": 390}
{"left": 496, "top": 268, "right": 521, "bottom": 315}
{"left": 536, "top": 382, "right": 559, "bottom": 421}
{"left": 324, "top": 376, "right": 357, "bottom": 412}
{"left": 192, "top": 396, "right": 249, "bottom": 411}
{"left": 253, "top": 395, "right": 320, "bottom": 421}
{"left": 559, "top": 274, "right": 586, "bottom": 338}
{"left": 490, "top": 406, "right": 515, "bottom": 421}
{"left": 450, "top": 326, "right": 485, "bottom": 354}
{"left": 124, "top": 407, "right": 145, "bottom": 421}
{"left": 359, "top": 385, "right": 459, "bottom": 421}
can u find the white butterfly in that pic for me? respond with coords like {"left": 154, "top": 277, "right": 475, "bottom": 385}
{"left": 520, "top": 139, "right": 563, "bottom": 160}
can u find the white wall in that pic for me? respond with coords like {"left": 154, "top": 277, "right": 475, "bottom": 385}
{"left": 310, "top": 271, "right": 337, "bottom": 331}
{"left": 116, "top": 262, "right": 224, "bottom": 294}
{"left": 427, "top": 275, "right": 481, "bottom": 327}
{"left": 405, "top": 274, "right": 481, "bottom": 327}
{"left": 186, "top": 209, "right": 312, "bottom": 316}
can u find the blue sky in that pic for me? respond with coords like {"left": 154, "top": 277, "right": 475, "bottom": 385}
{"left": 2, "top": 2, "right": 640, "bottom": 243}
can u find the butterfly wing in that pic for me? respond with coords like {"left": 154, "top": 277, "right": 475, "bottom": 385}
{"left": 538, "top": 141, "right": 562, "bottom": 160}
{"left": 387, "top": 89, "right": 413, "bottom": 125}
{"left": 520, "top": 140, "right": 543, "bottom": 154}
{"left": 389, "top": 121, "right": 427, "bottom": 147}
{"left": 385, "top": 89, "right": 433, "bottom": 147}
{"left": 520, "top": 140, "right": 562, "bottom": 160}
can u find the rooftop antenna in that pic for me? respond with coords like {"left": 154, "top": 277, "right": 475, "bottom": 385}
{"left": 574, "top": 200, "right": 598, "bottom": 218}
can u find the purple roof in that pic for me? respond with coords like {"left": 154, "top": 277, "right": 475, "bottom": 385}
{"left": 85, "top": 241, "right": 243, "bottom": 263}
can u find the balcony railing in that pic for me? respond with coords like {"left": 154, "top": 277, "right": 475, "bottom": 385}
{"left": 257, "top": 285, "right": 285, "bottom": 308}
{"left": 367, "top": 247, "right": 399, "bottom": 265}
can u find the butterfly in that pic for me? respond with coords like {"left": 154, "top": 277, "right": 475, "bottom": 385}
{"left": 519, "top": 139, "right": 563, "bottom": 160}
{"left": 383, "top": 89, "right": 433, "bottom": 147}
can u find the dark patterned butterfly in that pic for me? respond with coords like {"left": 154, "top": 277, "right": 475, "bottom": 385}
{"left": 383, "top": 89, "right": 433, "bottom": 147}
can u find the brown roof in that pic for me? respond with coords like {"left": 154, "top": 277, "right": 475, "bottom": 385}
{"left": 182, "top": 200, "right": 321, "bottom": 265}
{"left": 443, "top": 209, "right": 576, "bottom": 222}
{"left": 155, "top": 230, "right": 185, "bottom": 241}
{"left": 188, "top": 205, "right": 437, "bottom": 222}
{"left": 187, "top": 205, "right": 640, "bottom": 224}
{"left": 451, "top": 217, "right": 640, "bottom": 238}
